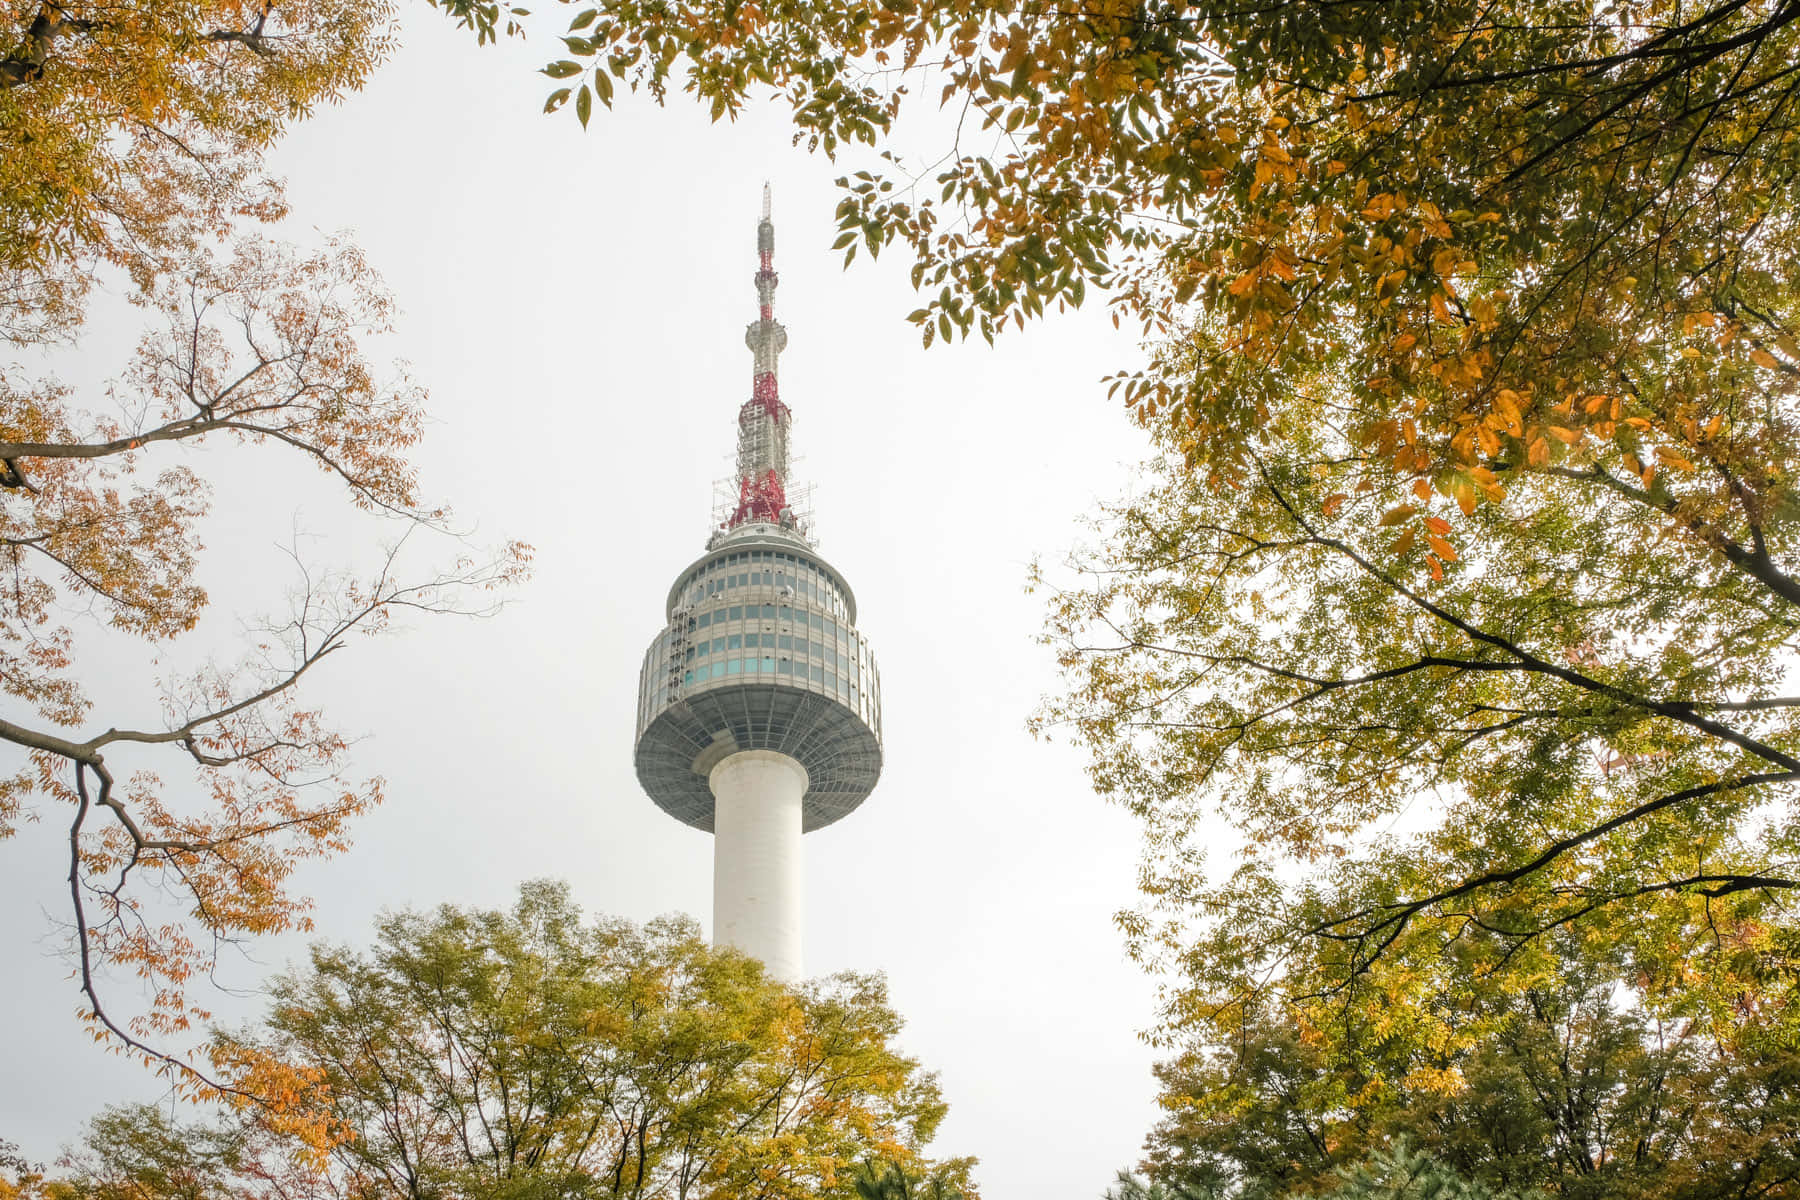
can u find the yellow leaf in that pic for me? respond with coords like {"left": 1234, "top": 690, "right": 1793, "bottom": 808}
{"left": 1379, "top": 503, "right": 1418, "bottom": 527}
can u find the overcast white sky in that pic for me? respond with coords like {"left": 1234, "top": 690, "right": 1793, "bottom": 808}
{"left": 1, "top": 10, "right": 1171, "bottom": 1196}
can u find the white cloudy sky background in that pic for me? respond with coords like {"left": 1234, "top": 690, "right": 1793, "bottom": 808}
{"left": 1, "top": 10, "right": 1172, "bottom": 1196}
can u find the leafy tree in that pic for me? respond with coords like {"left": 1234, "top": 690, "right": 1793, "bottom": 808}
{"left": 1, "top": 0, "right": 527, "bottom": 1125}
{"left": 2, "top": 1, "right": 394, "bottom": 294}
{"left": 193, "top": 880, "right": 973, "bottom": 1200}
{"left": 1318, "top": 1143, "right": 1524, "bottom": 1200}
{"left": 51, "top": 1107, "right": 254, "bottom": 1200}
{"left": 0, "top": 1141, "right": 49, "bottom": 1200}
{"left": 1034, "top": 415, "right": 1800, "bottom": 1098}
{"left": 851, "top": 1158, "right": 977, "bottom": 1200}
{"left": 1105, "top": 1168, "right": 1214, "bottom": 1200}
{"left": 1137, "top": 936, "right": 1800, "bottom": 1200}
{"left": 0, "top": 230, "right": 528, "bottom": 1124}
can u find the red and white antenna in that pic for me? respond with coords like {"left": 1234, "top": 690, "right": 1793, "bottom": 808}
{"left": 729, "top": 183, "right": 793, "bottom": 528}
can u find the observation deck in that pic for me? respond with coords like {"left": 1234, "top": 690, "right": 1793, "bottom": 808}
{"left": 633, "top": 520, "right": 883, "bottom": 833}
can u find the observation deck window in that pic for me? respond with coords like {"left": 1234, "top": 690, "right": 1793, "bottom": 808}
{"left": 762, "top": 656, "right": 776, "bottom": 672}
{"left": 778, "top": 659, "right": 793, "bottom": 674}
{"left": 696, "top": 664, "right": 711, "bottom": 682}
{"left": 727, "top": 659, "right": 742, "bottom": 675}
{"left": 810, "top": 664, "right": 823, "bottom": 682}
{"left": 729, "top": 606, "right": 743, "bottom": 620}
{"left": 778, "top": 634, "right": 792, "bottom": 650}
{"left": 760, "top": 604, "right": 776, "bottom": 619}
{"left": 698, "top": 611, "right": 711, "bottom": 628}
{"left": 727, "top": 634, "right": 742, "bottom": 650}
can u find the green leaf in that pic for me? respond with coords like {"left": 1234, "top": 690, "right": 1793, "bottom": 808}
{"left": 576, "top": 83, "right": 592, "bottom": 128}
{"left": 543, "top": 60, "right": 582, "bottom": 79}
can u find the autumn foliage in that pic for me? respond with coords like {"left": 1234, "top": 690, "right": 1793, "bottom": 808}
{"left": 1, "top": 1, "right": 394, "bottom": 286}
{"left": 2, "top": 1, "right": 527, "bottom": 1132}
{"left": 41, "top": 886, "right": 977, "bottom": 1200}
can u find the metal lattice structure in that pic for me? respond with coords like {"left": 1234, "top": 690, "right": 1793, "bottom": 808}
{"left": 634, "top": 187, "right": 884, "bottom": 835}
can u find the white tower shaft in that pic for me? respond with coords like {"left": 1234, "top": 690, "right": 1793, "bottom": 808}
{"left": 708, "top": 750, "right": 808, "bottom": 980}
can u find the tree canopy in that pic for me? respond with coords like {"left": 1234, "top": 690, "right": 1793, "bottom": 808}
{"left": 39, "top": 884, "right": 975, "bottom": 1200}
{"left": 2, "top": 1, "right": 394, "bottom": 298}
{"left": 1135, "top": 931, "right": 1800, "bottom": 1200}
{"left": 2, "top": 1, "right": 527, "bottom": 1117}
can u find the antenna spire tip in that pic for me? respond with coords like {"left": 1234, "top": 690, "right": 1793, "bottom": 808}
{"left": 761, "top": 182, "right": 772, "bottom": 222}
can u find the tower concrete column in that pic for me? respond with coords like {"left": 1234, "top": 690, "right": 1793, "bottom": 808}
{"left": 708, "top": 749, "right": 808, "bottom": 981}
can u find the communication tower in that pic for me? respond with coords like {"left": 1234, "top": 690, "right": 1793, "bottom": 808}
{"left": 633, "top": 187, "right": 884, "bottom": 981}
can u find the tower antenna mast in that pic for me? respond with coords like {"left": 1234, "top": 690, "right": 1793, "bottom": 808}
{"left": 731, "top": 182, "right": 792, "bottom": 528}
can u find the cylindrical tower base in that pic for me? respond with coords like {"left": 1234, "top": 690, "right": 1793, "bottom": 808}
{"left": 709, "top": 750, "right": 808, "bottom": 981}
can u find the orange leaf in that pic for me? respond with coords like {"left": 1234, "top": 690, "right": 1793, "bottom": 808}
{"left": 1379, "top": 503, "right": 1417, "bottom": 527}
